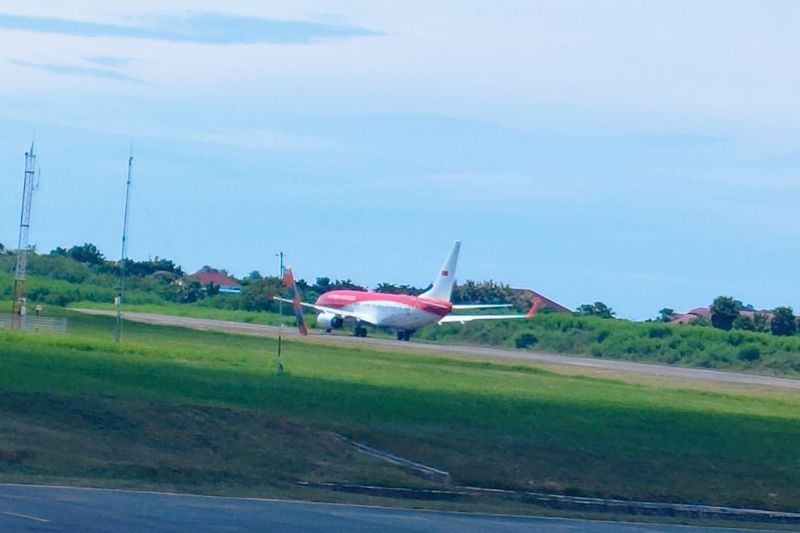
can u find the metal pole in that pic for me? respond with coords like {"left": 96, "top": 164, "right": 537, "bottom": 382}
{"left": 11, "top": 142, "right": 37, "bottom": 331}
{"left": 276, "top": 251, "right": 284, "bottom": 373}
{"left": 115, "top": 149, "right": 133, "bottom": 342}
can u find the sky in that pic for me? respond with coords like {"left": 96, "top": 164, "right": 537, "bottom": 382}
{"left": 1, "top": 1, "right": 799, "bottom": 319}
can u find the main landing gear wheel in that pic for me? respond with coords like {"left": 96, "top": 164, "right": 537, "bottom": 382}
{"left": 354, "top": 326, "right": 368, "bottom": 337}
{"left": 396, "top": 330, "right": 413, "bottom": 341}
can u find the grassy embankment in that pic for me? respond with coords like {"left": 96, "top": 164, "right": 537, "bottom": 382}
{"left": 0, "top": 310, "right": 799, "bottom": 516}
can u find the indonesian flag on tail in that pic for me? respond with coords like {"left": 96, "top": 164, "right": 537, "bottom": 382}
{"left": 282, "top": 267, "right": 308, "bottom": 335}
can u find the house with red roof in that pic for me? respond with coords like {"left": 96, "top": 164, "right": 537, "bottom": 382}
{"left": 185, "top": 268, "right": 242, "bottom": 294}
{"left": 668, "top": 306, "right": 773, "bottom": 325}
{"left": 510, "top": 288, "right": 571, "bottom": 313}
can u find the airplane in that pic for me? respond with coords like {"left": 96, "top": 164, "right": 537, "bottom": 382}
{"left": 277, "top": 241, "right": 541, "bottom": 341}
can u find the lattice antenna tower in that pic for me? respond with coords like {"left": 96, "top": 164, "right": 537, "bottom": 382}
{"left": 115, "top": 148, "right": 133, "bottom": 342}
{"left": 11, "top": 141, "right": 39, "bottom": 330}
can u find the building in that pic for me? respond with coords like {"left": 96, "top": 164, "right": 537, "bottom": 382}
{"left": 668, "top": 307, "right": 774, "bottom": 325}
{"left": 510, "top": 288, "right": 571, "bottom": 313}
{"left": 185, "top": 269, "right": 242, "bottom": 294}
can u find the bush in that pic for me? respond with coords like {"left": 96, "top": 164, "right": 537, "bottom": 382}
{"left": 515, "top": 333, "right": 538, "bottom": 349}
{"left": 737, "top": 347, "right": 760, "bottom": 362}
{"left": 648, "top": 327, "right": 671, "bottom": 338}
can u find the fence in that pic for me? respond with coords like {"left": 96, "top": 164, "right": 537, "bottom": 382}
{"left": 0, "top": 313, "right": 68, "bottom": 334}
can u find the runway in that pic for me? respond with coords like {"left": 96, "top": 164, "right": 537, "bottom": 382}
{"left": 0, "top": 484, "right": 773, "bottom": 532}
{"left": 75, "top": 309, "right": 800, "bottom": 390}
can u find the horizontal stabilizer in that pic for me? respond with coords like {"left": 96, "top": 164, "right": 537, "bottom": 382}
{"left": 439, "top": 297, "right": 542, "bottom": 324}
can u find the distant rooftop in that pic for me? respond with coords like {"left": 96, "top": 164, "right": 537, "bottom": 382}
{"left": 186, "top": 270, "right": 241, "bottom": 289}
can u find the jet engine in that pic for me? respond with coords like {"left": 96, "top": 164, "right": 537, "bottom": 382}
{"left": 317, "top": 312, "right": 343, "bottom": 331}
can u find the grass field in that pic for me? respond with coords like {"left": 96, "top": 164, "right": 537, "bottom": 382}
{"left": 68, "top": 298, "right": 800, "bottom": 378}
{"left": 1, "top": 310, "right": 799, "bottom": 518}
{"left": 70, "top": 300, "right": 289, "bottom": 326}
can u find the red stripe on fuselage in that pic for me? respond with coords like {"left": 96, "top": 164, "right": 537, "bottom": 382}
{"left": 316, "top": 290, "right": 452, "bottom": 317}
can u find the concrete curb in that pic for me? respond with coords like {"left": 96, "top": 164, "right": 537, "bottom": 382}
{"left": 301, "top": 482, "right": 800, "bottom": 524}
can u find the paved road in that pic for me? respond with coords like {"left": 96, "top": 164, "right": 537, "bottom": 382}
{"left": 76, "top": 309, "right": 800, "bottom": 390}
{"left": 0, "top": 484, "right": 774, "bottom": 532}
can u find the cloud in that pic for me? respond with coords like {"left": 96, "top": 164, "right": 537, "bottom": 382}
{"left": 0, "top": 12, "right": 380, "bottom": 45}
{"left": 8, "top": 59, "right": 142, "bottom": 83}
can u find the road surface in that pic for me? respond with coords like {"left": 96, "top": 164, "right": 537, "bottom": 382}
{"left": 76, "top": 309, "right": 800, "bottom": 390}
{"left": 0, "top": 484, "right": 774, "bottom": 532}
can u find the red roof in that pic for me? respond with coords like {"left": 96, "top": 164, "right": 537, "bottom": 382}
{"left": 186, "top": 270, "right": 240, "bottom": 287}
{"left": 511, "top": 288, "right": 571, "bottom": 313}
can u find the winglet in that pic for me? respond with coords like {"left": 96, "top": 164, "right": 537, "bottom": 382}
{"left": 526, "top": 296, "right": 543, "bottom": 318}
{"left": 282, "top": 267, "right": 308, "bottom": 335}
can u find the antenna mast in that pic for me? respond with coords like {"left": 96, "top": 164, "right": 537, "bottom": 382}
{"left": 11, "top": 141, "right": 38, "bottom": 331}
{"left": 115, "top": 149, "right": 133, "bottom": 342}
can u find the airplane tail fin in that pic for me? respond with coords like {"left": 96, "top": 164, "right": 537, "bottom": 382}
{"left": 420, "top": 240, "right": 461, "bottom": 302}
{"left": 282, "top": 267, "right": 308, "bottom": 335}
{"left": 526, "top": 296, "right": 543, "bottom": 318}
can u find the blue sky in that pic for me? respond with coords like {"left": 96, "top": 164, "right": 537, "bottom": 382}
{"left": 1, "top": 1, "right": 800, "bottom": 319}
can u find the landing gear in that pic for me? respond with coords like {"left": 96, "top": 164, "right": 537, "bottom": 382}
{"left": 354, "top": 326, "right": 368, "bottom": 337}
{"left": 396, "top": 330, "right": 413, "bottom": 341}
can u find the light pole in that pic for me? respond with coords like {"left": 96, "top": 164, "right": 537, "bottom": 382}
{"left": 275, "top": 251, "right": 285, "bottom": 374}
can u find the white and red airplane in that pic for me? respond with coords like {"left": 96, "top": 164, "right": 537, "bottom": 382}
{"left": 278, "top": 241, "right": 540, "bottom": 341}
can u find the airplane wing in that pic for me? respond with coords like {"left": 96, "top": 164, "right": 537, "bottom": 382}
{"left": 439, "top": 297, "right": 542, "bottom": 325}
{"left": 439, "top": 313, "right": 529, "bottom": 324}
{"left": 451, "top": 304, "right": 512, "bottom": 310}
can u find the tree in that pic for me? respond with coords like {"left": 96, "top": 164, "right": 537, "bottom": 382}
{"left": 244, "top": 270, "right": 263, "bottom": 282}
{"left": 0, "top": 243, "right": 5, "bottom": 253}
{"left": 710, "top": 296, "right": 739, "bottom": 331}
{"left": 770, "top": 306, "right": 796, "bottom": 336}
{"left": 657, "top": 308, "right": 675, "bottom": 322}
{"left": 732, "top": 315, "right": 755, "bottom": 331}
{"left": 753, "top": 312, "right": 770, "bottom": 333}
{"left": 68, "top": 243, "right": 105, "bottom": 265}
{"left": 576, "top": 301, "right": 615, "bottom": 319}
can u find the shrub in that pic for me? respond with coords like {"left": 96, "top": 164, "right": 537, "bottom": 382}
{"left": 737, "top": 347, "right": 760, "bottom": 362}
{"left": 515, "top": 333, "right": 538, "bottom": 349}
{"left": 727, "top": 333, "right": 746, "bottom": 347}
{"left": 648, "top": 327, "right": 671, "bottom": 339}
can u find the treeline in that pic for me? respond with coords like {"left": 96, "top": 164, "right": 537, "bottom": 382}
{"left": 0, "top": 243, "right": 525, "bottom": 311}
{"left": 655, "top": 296, "right": 799, "bottom": 337}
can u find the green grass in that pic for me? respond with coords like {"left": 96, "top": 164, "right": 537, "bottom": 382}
{"left": 1, "top": 311, "right": 799, "bottom": 515}
{"left": 70, "top": 300, "right": 289, "bottom": 326}
{"left": 68, "top": 297, "right": 800, "bottom": 378}
{"left": 418, "top": 313, "right": 800, "bottom": 377}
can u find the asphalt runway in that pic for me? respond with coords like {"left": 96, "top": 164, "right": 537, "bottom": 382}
{"left": 0, "top": 484, "right": 775, "bottom": 532}
{"left": 76, "top": 309, "right": 800, "bottom": 390}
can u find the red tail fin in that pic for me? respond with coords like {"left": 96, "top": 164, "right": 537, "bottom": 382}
{"left": 526, "top": 296, "right": 543, "bottom": 318}
{"left": 282, "top": 267, "right": 308, "bottom": 335}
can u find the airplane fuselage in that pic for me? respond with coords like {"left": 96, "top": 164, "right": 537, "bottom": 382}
{"left": 316, "top": 290, "right": 452, "bottom": 330}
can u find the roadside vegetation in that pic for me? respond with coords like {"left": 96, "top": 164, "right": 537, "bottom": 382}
{"left": 3, "top": 244, "right": 800, "bottom": 377}
{"left": 0, "top": 311, "right": 799, "bottom": 514}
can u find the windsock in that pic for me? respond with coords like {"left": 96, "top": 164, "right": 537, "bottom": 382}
{"left": 282, "top": 267, "right": 308, "bottom": 335}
